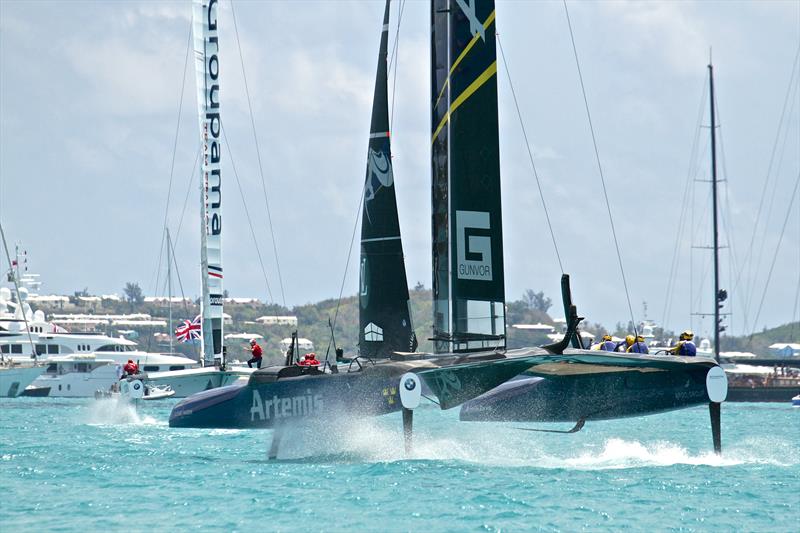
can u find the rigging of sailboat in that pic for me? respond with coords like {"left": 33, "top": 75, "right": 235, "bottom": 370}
{"left": 145, "top": 0, "right": 254, "bottom": 396}
{"left": 169, "top": 0, "right": 728, "bottom": 456}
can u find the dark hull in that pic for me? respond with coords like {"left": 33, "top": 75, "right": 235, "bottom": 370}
{"left": 460, "top": 367, "right": 712, "bottom": 422}
{"left": 169, "top": 368, "right": 404, "bottom": 429}
{"left": 170, "top": 350, "right": 721, "bottom": 429}
{"left": 726, "top": 386, "right": 799, "bottom": 403}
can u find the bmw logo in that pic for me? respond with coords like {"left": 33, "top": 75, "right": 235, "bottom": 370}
{"left": 404, "top": 378, "right": 416, "bottom": 391}
{"left": 133, "top": 383, "right": 141, "bottom": 390}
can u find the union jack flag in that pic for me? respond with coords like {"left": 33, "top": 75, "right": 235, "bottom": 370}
{"left": 175, "top": 315, "right": 202, "bottom": 342}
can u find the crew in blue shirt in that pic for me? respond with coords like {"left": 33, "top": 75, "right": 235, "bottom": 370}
{"left": 628, "top": 335, "right": 649, "bottom": 354}
{"left": 670, "top": 330, "right": 697, "bottom": 356}
{"left": 593, "top": 334, "right": 617, "bottom": 352}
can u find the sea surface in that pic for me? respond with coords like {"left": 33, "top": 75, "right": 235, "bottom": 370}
{"left": 1, "top": 398, "right": 797, "bottom": 532}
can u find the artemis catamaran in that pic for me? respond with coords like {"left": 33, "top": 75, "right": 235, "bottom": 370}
{"left": 169, "top": 0, "right": 728, "bottom": 455}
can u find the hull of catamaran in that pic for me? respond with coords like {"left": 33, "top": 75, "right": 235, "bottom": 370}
{"left": 169, "top": 351, "right": 549, "bottom": 429}
{"left": 0, "top": 364, "right": 44, "bottom": 397}
{"left": 145, "top": 366, "right": 254, "bottom": 398}
{"left": 460, "top": 352, "right": 722, "bottom": 422}
{"left": 169, "top": 366, "right": 404, "bottom": 429}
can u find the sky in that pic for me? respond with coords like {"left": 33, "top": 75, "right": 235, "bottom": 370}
{"left": 0, "top": 0, "right": 798, "bottom": 339}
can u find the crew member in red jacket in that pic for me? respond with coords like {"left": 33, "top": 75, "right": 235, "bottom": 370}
{"left": 247, "top": 339, "right": 263, "bottom": 369}
{"left": 122, "top": 359, "right": 139, "bottom": 377}
{"left": 297, "top": 352, "right": 320, "bottom": 367}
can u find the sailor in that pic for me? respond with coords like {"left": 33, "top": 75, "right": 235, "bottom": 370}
{"left": 617, "top": 335, "right": 635, "bottom": 352}
{"left": 122, "top": 359, "right": 138, "bottom": 377}
{"left": 670, "top": 330, "right": 697, "bottom": 356}
{"left": 298, "top": 352, "right": 320, "bottom": 367}
{"left": 594, "top": 334, "right": 617, "bottom": 352}
{"left": 627, "top": 335, "right": 649, "bottom": 354}
{"left": 247, "top": 339, "right": 263, "bottom": 369}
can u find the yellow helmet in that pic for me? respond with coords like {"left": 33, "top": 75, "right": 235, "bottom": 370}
{"left": 681, "top": 330, "right": 694, "bottom": 340}
{"left": 625, "top": 334, "right": 635, "bottom": 345}
{"left": 602, "top": 334, "right": 612, "bottom": 341}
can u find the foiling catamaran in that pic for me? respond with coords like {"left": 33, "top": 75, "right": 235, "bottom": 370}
{"left": 170, "top": 0, "right": 728, "bottom": 456}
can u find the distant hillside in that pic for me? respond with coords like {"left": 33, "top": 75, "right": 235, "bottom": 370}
{"left": 721, "top": 321, "right": 800, "bottom": 355}
{"left": 32, "top": 287, "right": 558, "bottom": 359}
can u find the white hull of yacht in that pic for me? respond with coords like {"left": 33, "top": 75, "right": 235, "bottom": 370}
{"left": 0, "top": 365, "right": 45, "bottom": 397}
{"left": 145, "top": 367, "right": 254, "bottom": 397}
{"left": 32, "top": 364, "right": 121, "bottom": 397}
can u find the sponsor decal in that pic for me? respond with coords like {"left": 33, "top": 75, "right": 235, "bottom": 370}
{"left": 201, "top": 0, "right": 222, "bottom": 238}
{"left": 429, "top": 370, "right": 462, "bottom": 405}
{"left": 455, "top": 0, "right": 486, "bottom": 41}
{"left": 359, "top": 256, "right": 368, "bottom": 304}
{"left": 456, "top": 210, "right": 492, "bottom": 281}
{"left": 209, "top": 293, "right": 223, "bottom": 306}
{"left": 364, "top": 322, "right": 383, "bottom": 342}
{"left": 363, "top": 148, "right": 393, "bottom": 223}
{"left": 250, "top": 389, "right": 324, "bottom": 421}
{"left": 382, "top": 386, "right": 397, "bottom": 405}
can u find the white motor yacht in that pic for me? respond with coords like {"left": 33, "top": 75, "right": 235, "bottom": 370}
{"left": 0, "top": 360, "right": 44, "bottom": 397}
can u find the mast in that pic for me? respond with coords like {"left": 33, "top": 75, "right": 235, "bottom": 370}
{"left": 0, "top": 223, "right": 37, "bottom": 361}
{"left": 359, "top": 0, "right": 417, "bottom": 358}
{"left": 431, "top": 0, "right": 505, "bottom": 353}
{"left": 709, "top": 62, "right": 720, "bottom": 362}
{"left": 167, "top": 228, "right": 173, "bottom": 355}
{"left": 193, "top": 0, "right": 224, "bottom": 368}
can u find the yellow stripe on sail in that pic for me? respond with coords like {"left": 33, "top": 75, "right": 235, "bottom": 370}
{"left": 433, "top": 10, "right": 496, "bottom": 111}
{"left": 431, "top": 60, "right": 497, "bottom": 145}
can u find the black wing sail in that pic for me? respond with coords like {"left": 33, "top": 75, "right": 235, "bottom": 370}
{"left": 359, "top": 0, "right": 417, "bottom": 358}
{"left": 431, "top": 0, "right": 505, "bottom": 353}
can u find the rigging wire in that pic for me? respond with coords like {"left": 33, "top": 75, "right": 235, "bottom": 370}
{"left": 712, "top": 90, "right": 740, "bottom": 334}
{"left": 562, "top": 0, "right": 637, "bottom": 332}
{"left": 330, "top": 180, "right": 367, "bottom": 351}
{"left": 748, "top": 171, "right": 800, "bottom": 341}
{"left": 221, "top": 125, "right": 275, "bottom": 303}
{"left": 661, "top": 77, "right": 708, "bottom": 330}
{"left": 791, "top": 202, "right": 800, "bottom": 342}
{"left": 173, "top": 147, "right": 201, "bottom": 245}
{"left": 388, "top": 0, "right": 406, "bottom": 130}
{"left": 732, "top": 45, "right": 800, "bottom": 328}
{"left": 230, "top": 0, "right": 287, "bottom": 307}
{"left": 742, "top": 74, "right": 799, "bottom": 329}
{"left": 496, "top": 35, "right": 564, "bottom": 273}
{"left": 152, "top": 20, "right": 193, "bottom": 297}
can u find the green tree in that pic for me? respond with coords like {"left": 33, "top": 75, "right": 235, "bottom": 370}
{"left": 523, "top": 289, "right": 552, "bottom": 313}
{"left": 123, "top": 282, "right": 144, "bottom": 305}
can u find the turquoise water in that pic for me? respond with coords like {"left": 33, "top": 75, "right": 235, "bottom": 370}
{"left": 1, "top": 398, "right": 797, "bottom": 532}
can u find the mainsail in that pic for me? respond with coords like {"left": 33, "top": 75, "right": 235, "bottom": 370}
{"left": 193, "top": 0, "right": 224, "bottom": 366}
{"left": 431, "top": 0, "right": 505, "bottom": 353}
{"left": 359, "top": 0, "right": 417, "bottom": 358}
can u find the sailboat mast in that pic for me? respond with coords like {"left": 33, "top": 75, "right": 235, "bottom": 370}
{"left": 167, "top": 228, "right": 173, "bottom": 354}
{"left": 193, "top": 0, "right": 224, "bottom": 368}
{"left": 708, "top": 62, "right": 720, "bottom": 362}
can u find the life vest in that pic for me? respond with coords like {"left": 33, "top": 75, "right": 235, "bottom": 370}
{"left": 251, "top": 344, "right": 263, "bottom": 358}
{"left": 600, "top": 340, "right": 617, "bottom": 352}
{"left": 123, "top": 362, "right": 138, "bottom": 375}
{"left": 678, "top": 341, "right": 697, "bottom": 356}
{"left": 627, "top": 342, "right": 649, "bottom": 354}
